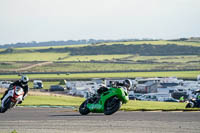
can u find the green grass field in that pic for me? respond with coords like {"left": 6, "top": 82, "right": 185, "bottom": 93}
{"left": 0, "top": 62, "right": 34, "bottom": 69}
{"left": 31, "top": 62, "right": 162, "bottom": 72}
{"left": 0, "top": 40, "right": 199, "bottom": 80}
{"left": 0, "top": 55, "right": 200, "bottom": 72}
{"left": 19, "top": 95, "right": 200, "bottom": 111}
{"left": 0, "top": 40, "right": 199, "bottom": 73}
{"left": 21, "top": 95, "right": 84, "bottom": 106}
{"left": 0, "top": 53, "right": 132, "bottom": 62}
{"left": 60, "top": 54, "right": 132, "bottom": 61}
{"left": 1, "top": 93, "right": 200, "bottom": 111}
{"left": 121, "top": 100, "right": 187, "bottom": 111}
{"left": 0, "top": 94, "right": 84, "bottom": 107}
{"left": 0, "top": 94, "right": 197, "bottom": 111}
{"left": 127, "top": 55, "right": 200, "bottom": 63}
{"left": 0, "top": 71, "right": 199, "bottom": 80}
{"left": 29, "top": 61, "right": 200, "bottom": 72}
{"left": 23, "top": 95, "right": 188, "bottom": 111}
{"left": 0, "top": 53, "right": 69, "bottom": 61}
{"left": 0, "top": 53, "right": 199, "bottom": 62}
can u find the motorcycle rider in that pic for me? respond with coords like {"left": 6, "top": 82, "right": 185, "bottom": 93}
{"left": 194, "top": 89, "right": 200, "bottom": 107}
{"left": 195, "top": 89, "right": 200, "bottom": 99}
{"left": 1, "top": 75, "right": 29, "bottom": 104}
{"left": 97, "top": 79, "right": 132, "bottom": 95}
{"left": 90, "top": 79, "right": 132, "bottom": 103}
{"left": 122, "top": 79, "right": 133, "bottom": 90}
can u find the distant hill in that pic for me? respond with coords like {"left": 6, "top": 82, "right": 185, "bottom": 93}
{"left": 168, "top": 37, "right": 200, "bottom": 42}
{"left": 0, "top": 37, "right": 199, "bottom": 49}
{"left": 1, "top": 44, "right": 200, "bottom": 56}
{"left": 0, "top": 39, "right": 141, "bottom": 49}
{"left": 0, "top": 40, "right": 89, "bottom": 48}
{"left": 187, "top": 37, "right": 200, "bottom": 42}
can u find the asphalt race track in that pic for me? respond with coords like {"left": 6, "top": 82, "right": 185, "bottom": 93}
{"left": 0, "top": 107, "right": 200, "bottom": 133}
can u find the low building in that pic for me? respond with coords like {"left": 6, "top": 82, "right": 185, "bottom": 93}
{"left": 134, "top": 78, "right": 159, "bottom": 93}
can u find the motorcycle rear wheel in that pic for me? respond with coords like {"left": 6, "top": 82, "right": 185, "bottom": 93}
{"left": 79, "top": 100, "right": 90, "bottom": 115}
{"left": 104, "top": 96, "right": 121, "bottom": 115}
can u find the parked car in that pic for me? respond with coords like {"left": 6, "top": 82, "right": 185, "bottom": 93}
{"left": 134, "top": 93, "right": 143, "bottom": 100}
{"left": 49, "top": 85, "right": 65, "bottom": 92}
{"left": 129, "top": 94, "right": 136, "bottom": 100}
{"left": 128, "top": 93, "right": 143, "bottom": 100}
{"left": 33, "top": 80, "right": 43, "bottom": 89}
{"left": 137, "top": 94, "right": 158, "bottom": 101}
{"left": 163, "top": 97, "right": 179, "bottom": 102}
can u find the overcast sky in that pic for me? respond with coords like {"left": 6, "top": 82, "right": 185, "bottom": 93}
{"left": 0, "top": 0, "right": 200, "bottom": 45}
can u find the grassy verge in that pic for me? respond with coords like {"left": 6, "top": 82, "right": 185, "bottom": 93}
{"left": 21, "top": 95, "right": 84, "bottom": 106}
{"left": 122, "top": 100, "right": 187, "bottom": 111}
{"left": 1, "top": 94, "right": 199, "bottom": 111}
{"left": 21, "top": 96, "right": 200, "bottom": 111}
{"left": 0, "top": 94, "right": 84, "bottom": 107}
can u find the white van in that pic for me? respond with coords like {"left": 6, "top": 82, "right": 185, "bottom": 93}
{"left": 0, "top": 81, "right": 13, "bottom": 89}
{"left": 33, "top": 80, "right": 43, "bottom": 89}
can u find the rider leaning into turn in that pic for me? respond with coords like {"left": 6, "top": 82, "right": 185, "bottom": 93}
{"left": 88, "top": 79, "right": 132, "bottom": 103}
{"left": 195, "top": 89, "right": 200, "bottom": 104}
{"left": 97, "top": 79, "right": 132, "bottom": 95}
{"left": 196, "top": 89, "right": 200, "bottom": 100}
{"left": 1, "top": 75, "right": 29, "bottom": 104}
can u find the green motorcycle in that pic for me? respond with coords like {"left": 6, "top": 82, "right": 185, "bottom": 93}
{"left": 79, "top": 80, "right": 131, "bottom": 115}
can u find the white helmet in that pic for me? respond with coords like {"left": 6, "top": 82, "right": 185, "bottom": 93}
{"left": 123, "top": 79, "right": 133, "bottom": 90}
{"left": 21, "top": 75, "right": 29, "bottom": 86}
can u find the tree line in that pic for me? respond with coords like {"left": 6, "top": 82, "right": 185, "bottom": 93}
{"left": 67, "top": 44, "right": 200, "bottom": 56}
{"left": 1, "top": 44, "right": 200, "bottom": 56}
{"left": 0, "top": 39, "right": 141, "bottom": 48}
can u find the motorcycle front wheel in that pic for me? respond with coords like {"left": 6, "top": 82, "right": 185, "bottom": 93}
{"left": 104, "top": 96, "right": 121, "bottom": 115}
{"left": 1, "top": 98, "right": 11, "bottom": 113}
{"left": 79, "top": 100, "right": 90, "bottom": 115}
{"left": 186, "top": 102, "right": 194, "bottom": 108}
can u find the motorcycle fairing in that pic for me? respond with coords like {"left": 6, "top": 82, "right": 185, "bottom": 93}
{"left": 87, "top": 87, "right": 129, "bottom": 113}
{"left": 1, "top": 89, "right": 14, "bottom": 108}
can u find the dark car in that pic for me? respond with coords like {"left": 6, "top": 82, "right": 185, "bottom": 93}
{"left": 49, "top": 85, "right": 65, "bottom": 92}
{"left": 129, "top": 93, "right": 143, "bottom": 100}
{"left": 129, "top": 94, "right": 136, "bottom": 100}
